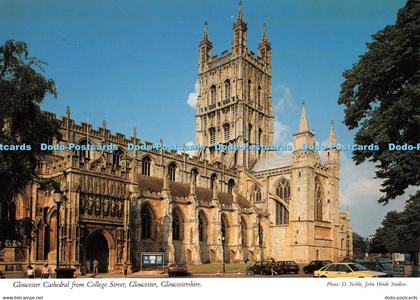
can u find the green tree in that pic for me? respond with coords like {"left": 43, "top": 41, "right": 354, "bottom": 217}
{"left": 338, "top": 0, "right": 420, "bottom": 204}
{"left": 370, "top": 192, "right": 420, "bottom": 253}
{"left": 0, "top": 40, "right": 60, "bottom": 248}
{"left": 352, "top": 232, "right": 368, "bottom": 258}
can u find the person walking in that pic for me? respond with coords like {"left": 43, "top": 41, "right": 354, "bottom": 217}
{"left": 86, "top": 259, "right": 91, "bottom": 274}
{"left": 270, "top": 257, "right": 278, "bottom": 276}
{"left": 245, "top": 259, "right": 253, "bottom": 276}
{"left": 41, "top": 263, "right": 52, "bottom": 278}
{"left": 26, "top": 265, "right": 35, "bottom": 278}
{"left": 93, "top": 259, "right": 99, "bottom": 275}
{"left": 123, "top": 261, "right": 128, "bottom": 277}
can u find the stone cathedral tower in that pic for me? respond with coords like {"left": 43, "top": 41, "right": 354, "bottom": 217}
{"left": 195, "top": 1, "right": 275, "bottom": 170}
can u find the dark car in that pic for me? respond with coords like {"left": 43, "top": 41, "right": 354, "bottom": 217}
{"left": 276, "top": 261, "right": 300, "bottom": 274}
{"left": 358, "top": 259, "right": 393, "bottom": 277}
{"left": 249, "top": 262, "right": 278, "bottom": 275}
{"left": 303, "top": 260, "right": 332, "bottom": 274}
{"left": 168, "top": 264, "right": 189, "bottom": 277}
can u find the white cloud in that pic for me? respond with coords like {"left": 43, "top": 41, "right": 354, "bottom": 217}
{"left": 339, "top": 152, "right": 407, "bottom": 237}
{"left": 177, "top": 141, "right": 196, "bottom": 157}
{"left": 273, "top": 84, "right": 294, "bottom": 113}
{"left": 187, "top": 80, "right": 199, "bottom": 109}
{"left": 274, "top": 120, "right": 291, "bottom": 145}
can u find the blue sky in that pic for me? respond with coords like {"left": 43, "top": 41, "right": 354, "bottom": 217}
{"left": 0, "top": 0, "right": 408, "bottom": 236}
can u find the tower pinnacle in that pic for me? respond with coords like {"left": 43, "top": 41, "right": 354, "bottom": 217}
{"left": 298, "top": 101, "right": 309, "bottom": 133}
{"left": 236, "top": 0, "right": 244, "bottom": 22}
{"left": 327, "top": 120, "right": 337, "bottom": 145}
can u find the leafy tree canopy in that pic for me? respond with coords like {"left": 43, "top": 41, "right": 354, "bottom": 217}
{"left": 370, "top": 191, "right": 420, "bottom": 253}
{"left": 0, "top": 40, "right": 60, "bottom": 247}
{"left": 338, "top": 0, "right": 420, "bottom": 204}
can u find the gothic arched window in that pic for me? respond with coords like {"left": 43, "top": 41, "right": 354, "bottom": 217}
{"left": 275, "top": 202, "right": 289, "bottom": 225}
{"left": 142, "top": 156, "right": 151, "bottom": 176}
{"left": 227, "top": 179, "right": 235, "bottom": 195}
{"left": 112, "top": 148, "right": 123, "bottom": 168}
{"left": 78, "top": 139, "right": 90, "bottom": 160}
{"left": 224, "top": 80, "right": 231, "bottom": 100}
{"left": 210, "top": 173, "right": 217, "bottom": 190}
{"left": 223, "top": 123, "right": 230, "bottom": 142}
{"left": 168, "top": 162, "right": 177, "bottom": 181}
{"left": 251, "top": 185, "right": 262, "bottom": 202}
{"left": 191, "top": 168, "right": 199, "bottom": 186}
{"left": 210, "top": 85, "right": 216, "bottom": 105}
{"left": 141, "top": 204, "right": 154, "bottom": 239}
{"left": 276, "top": 178, "right": 291, "bottom": 203}
{"left": 248, "top": 80, "right": 252, "bottom": 100}
{"left": 315, "top": 179, "right": 323, "bottom": 221}
{"left": 172, "top": 207, "right": 183, "bottom": 241}
{"left": 257, "top": 86, "right": 261, "bottom": 105}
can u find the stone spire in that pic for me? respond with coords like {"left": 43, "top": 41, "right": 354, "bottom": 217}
{"left": 327, "top": 120, "right": 337, "bottom": 146}
{"left": 202, "top": 21, "right": 209, "bottom": 41}
{"left": 236, "top": 0, "right": 244, "bottom": 23}
{"left": 261, "top": 20, "right": 268, "bottom": 42}
{"left": 298, "top": 101, "right": 309, "bottom": 133}
{"left": 102, "top": 118, "right": 106, "bottom": 129}
{"left": 232, "top": 0, "right": 247, "bottom": 55}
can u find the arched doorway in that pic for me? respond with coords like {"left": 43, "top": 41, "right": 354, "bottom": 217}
{"left": 198, "top": 210, "right": 209, "bottom": 263}
{"left": 87, "top": 233, "right": 109, "bottom": 273}
{"left": 172, "top": 206, "right": 184, "bottom": 264}
{"left": 221, "top": 213, "right": 230, "bottom": 263}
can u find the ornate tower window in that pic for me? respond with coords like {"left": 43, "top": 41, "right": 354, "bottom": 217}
{"left": 223, "top": 123, "right": 230, "bottom": 142}
{"left": 276, "top": 178, "right": 291, "bottom": 203}
{"left": 141, "top": 156, "right": 151, "bottom": 176}
{"left": 248, "top": 123, "right": 253, "bottom": 144}
{"left": 210, "top": 85, "right": 216, "bottom": 105}
{"left": 247, "top": 80, "right": 252, "bottom": 100}
{"left": 224, "top": 79, "right": 231, "bottom": 100}
{"left": 315, "top": 179, "right": 323, "bottom": 221}
{"left": 209, "top": 127, "right": 216, "bottom": 144}
{"left": 168, "top": 162, "right": 177, "bottom": 181}
{"left": 258, "top": 86, "right": 261, "bottom": 105}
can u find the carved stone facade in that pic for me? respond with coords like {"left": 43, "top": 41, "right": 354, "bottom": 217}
{"left": 0, "top": 2, "right": 352, "bottom": 274}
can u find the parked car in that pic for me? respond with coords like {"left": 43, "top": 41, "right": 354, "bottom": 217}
{"left": 303, "top": 260, "right": 332, "bottom": 274}
{"left": 249, "top": 262, "right": 279, "bottom": 275}
{"left": 276, "top": 261, "right": 300, "bottom": 274}
{"left": 358, "top": 258, "right": 393, "bottom": 277}
{"left": 314, "top": 263, "right": 387, "bottom": 278}
{"left": 167, "top": 264, "right": 189, "bottom": 277}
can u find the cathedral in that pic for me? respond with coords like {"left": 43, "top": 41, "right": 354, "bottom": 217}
{"left": 0, "top": 2, "right": 352, "bottom": 274}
